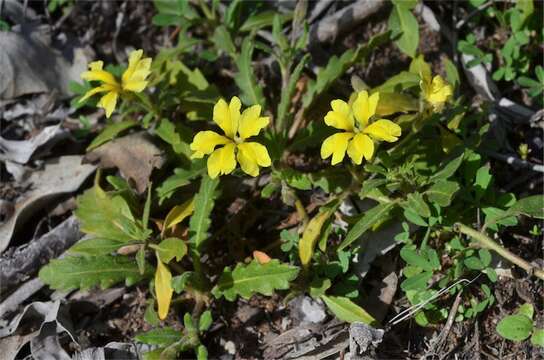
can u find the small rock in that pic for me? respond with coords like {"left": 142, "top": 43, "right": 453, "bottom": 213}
{"left": 290, "top": 296, "right": 327, "bottom": 324}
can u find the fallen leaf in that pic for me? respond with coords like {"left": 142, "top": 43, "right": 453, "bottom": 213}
{"left": 0, "top": 124, "right": 69, "bottom": 164}
{"left": 84, "top": 132, "right": 165, "bottom": 193}
{"left": 0, "top": 25, "right": 89, "bottom": 100}
{"left": 0, "top": 155, "right": 95, "bottom": 254}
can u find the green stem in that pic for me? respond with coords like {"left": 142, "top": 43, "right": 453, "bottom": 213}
{"left": 454, "top": 223, "right": 544, "bottom": 281}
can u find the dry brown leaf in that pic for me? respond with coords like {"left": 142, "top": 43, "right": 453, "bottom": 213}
{"left": 84, "top": 132, "right": 165, "bottom": 193}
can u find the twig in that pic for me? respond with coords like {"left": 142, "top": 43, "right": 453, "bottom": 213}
{"left": 482, "top": 149, "right": 544, "bottom": 173}
{"left": 456, "top": 1, "right": 494, "bottom": 30}
{"left": 309, "top": 0, "right": 385, "bottom": 44}
{"left": 436, "top": 290, "right": 463, "bottom": 355}
{"left": 454, "top": 223, "right": 544, "bottom": 280}
{"left": 0, "top": 277, "right": 44, "bottom": 318}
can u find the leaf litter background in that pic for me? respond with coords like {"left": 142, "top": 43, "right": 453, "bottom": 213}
{"left": 0, "top": 1, "right": 543, "bottom": 359}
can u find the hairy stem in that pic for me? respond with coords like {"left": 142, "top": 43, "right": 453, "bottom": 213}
{"left": 454, "top": 223, "right": 544, "bottom": 281}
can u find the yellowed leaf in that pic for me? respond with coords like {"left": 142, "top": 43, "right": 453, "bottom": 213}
{"left": 154, "top": 254, "right": 173, "bottom": 320}
{"left": 162, "top": 197, "right": 195, "bottom": 236}
{"left": 375, "top": 92, "right": 418, "bottom": 116}
{"left": 299, "top": 210, "right": 333, "bottom": 266}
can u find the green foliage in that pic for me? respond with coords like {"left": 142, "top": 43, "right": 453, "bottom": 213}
{"left": 188, "top": 175, "right": 220, "bottom": 251}
{"left": 150, "top": 238, "right": 188, "bottom": 263}
{"left": 212, "top": 260, "right": 299, "bottom": 301}
{"left": 234, "top": 37, "right": 266, "bottom": 107}
{"left": 39, "top": 255, "right": 151, "bottom": 291}
{"left": 136, "top": 327, "right": 183, "bottom": 346}
{"left": 87, "top": 120, "right": 138, "bottom": 151}
{"left": 321, "top": 296, "right": 376, "bottom": 325}
{"left": 388, "top": 1, "right": 419, "bottom": 57}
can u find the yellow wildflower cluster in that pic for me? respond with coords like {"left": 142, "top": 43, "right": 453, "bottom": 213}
{"left": 320, "top": 91, "right": 402, "bottom": 165}
{"left": 80, "top": 49, "right": 151, "bottom": 117}
{"left": 190, "top": 96, "right": 272, "bottom": 178}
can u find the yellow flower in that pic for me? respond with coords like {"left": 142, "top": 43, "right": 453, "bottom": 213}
{"left": 420, "top": 74, "right": 453, "bottom": 111}
{"left": 190, "top": 96, "right": 272, "bottom": 178}
{"left": 79, "top": 49, "right": 152, "bottom": 118}
{"left": 321, "top": 91, "right": 401, "bottom": 165}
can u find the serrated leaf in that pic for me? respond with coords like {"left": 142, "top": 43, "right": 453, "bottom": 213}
{"left": 39, "top": 255, "right": 150, "bottom": 291}
{"left": 155, "top": 256, "right": 173, "bottom": 320}
{"left": 172, "top": 271, "right": 194, "bottom": 293}
{"left": 212, "top": 260, "right": 299, "bottom": 301}
{"left": 234, "top": 37, "right": 266, "bottom": 107}
{"left": 426, "top": 180, "right": 460, "bottom": 207}
{"left": 339, "top": 202, "right": 395, "bottom": 251}
{"left": 163, "top": 198, "right": 195, "bottom": 234}
{"left": 135, "top": 327, "right": 182, "bottom": 346}
{"left": 87, "top": 120, "right": 137, "bottom": 151}
{"left": 321, "top": 295, "right": 377, "bottom": 325}
{"left": 388, "top": 4, "right": 419, "bottom": 57}
{"left": 150, "top": 238, "right": 188, "bottom": 264}
{"left": 496, "top": 314, "right": 533, "bottom": 341}
{"left": 189, "top": 175, "right": 220, "bottom": 250}
{"left": 299, "top": 210, "right": 334, "bottom": 266}
{"left": 69, "top": 238, "right": 125, "bottom": 256}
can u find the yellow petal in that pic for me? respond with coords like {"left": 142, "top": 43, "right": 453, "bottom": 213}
{"left": 424, "top": 75, "right": 453, "bottom": 110}
{"left": 97, "top": 90, "right": 119, "bottom": 118}
{"left": 190, "top": 131, "right": 231, "bottom": 158}
{"left": 238, "top": 105, "right": 269, "bottom": 140}
{"left": 353, "top": 91, "right": 379, "bottom": 127}
{"left": 347, "top": 133, "right": 374, "bottom": 165}
{"left": 324, "top": 99, "right": 354, "bottom": 131}
{"left": 207, "top": 143, "right": 236, "bottom": 178}
{"left": 81, "top": 61, "right": 118, "bottom": 86}
{"left": 78, "top": 83, "right": 117, "bottom": 103}
{"left": 122, "top": 52, "right": 152, "bottom": 92}
{"left": 320, "top": 132, "right": 354, "bottom": 165}
{"left": 213, "top": 97, "right": 241, "bottom": 138}
{"left": 155, "top": 255, "right": 173, "bottom": 320}
{"left": 363, "top": 119, "right": 402, "bottom": 142}
{"left": 237, "top": 142, "right": 271, "bottom": 176}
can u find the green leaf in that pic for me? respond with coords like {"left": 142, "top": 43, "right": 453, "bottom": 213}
{"left": 403, "top": 208, "right": 428, "bottom": 226}
{"left": 211, "top": 25, "right": 236, "bottom": 57}
{"left": 321, "top": 295, "right": 377, "bottom": 325}
{"left": 150, "top": 238, "right": 188, "bottom": 264}
{"left": 69, "top": 238, "right": 125, "bottom": 256}
{"left": 279, "top": 168, "right": 312, "bottom": 190}
{"left": 156, "top": 162, "right": 206, "bottom": 204}
{"left": 430, "top": 152, "right": 464, "bottom": 182}
{"left": 234, "top": 37, "right": 266, "bottom": 107}
{"left": 309, "top": 277, "right": 332, "bottom": 298}
{"left": 496, "top": 314, "right": 533, "bottom": 341}
{"left": 87, "top": 120, "right": 137, "bottom": 151}
{"left": 444, "top": 57, "right": 460, "bottom": 90}
{"left": 212, "top": 260, "right": 299, "bottom": 301}
{"left": 401, "top": 271, "right": 432, "bottom": 291}
{"left": 479, "top": 249, "right": 492, "bottom": 267}
{"left": 199, "top": 310, "right": 213, "bottom": 332}
{"left": 509, "top": 195, "right": 544, "bottom": 219}
{"left": 240, "top": 11, "right": 291, "bottom": 32}
{"left": 302, "top": 31, "right": 390, "bottom": 109}
{"left": 531, "top": 328, "right": 544, "bottom": 347}
{"left": 388, "top": 4, "right": 419, "bottom": 57}
{"left": 339, "top": 202, "right": 395, "bottom": 251}
{"left": 400, "top": 247, "right": 434, "bottom": 271}
{"left": 155, "top": 118, "right": 191, "bottom": 156}
{"left": 404, "top": 192, "right": 431, "bottom": 218}
{"left": 172, "top": 271, "right": 194, "bottom": 293}
{"left": 135, "top": 327, "right": 182, "bottom": 346}
{"left": 517, "top": 303, "right": 534, "bottom": 320}
{"left": 196, "top": 345, "right": 208, "bottom": 360}
{"left": 426, "top": 180, "right": 460, "bottom": 207}
{"left": 39, "top": 255, "right": 151, "bottom": 291}
{"left": 464, "top": 256, "right": 484, "bottom": 270}
{"left": 374, "top": 71, "right": 420, "bottom": 93}
{"left": 299, "top": 210, "right": 334, "bottom": 266}
{"left": 276, "top": 54, "right": 310, "bottom": 130}
{"left": 75, "top": 186, "right": 146, "bottom": 242}
{"left": 189, "top": 175, "right": 220, "bottom": 250}
{"left": 136, "top": 246, "right": 146, "bottom": 275}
